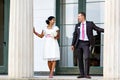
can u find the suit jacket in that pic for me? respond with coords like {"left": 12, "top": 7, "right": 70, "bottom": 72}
{"left": 71, "top": 21, "right": 104, "bottom": 48}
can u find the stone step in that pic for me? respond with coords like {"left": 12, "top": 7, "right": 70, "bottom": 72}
{"left": 0, "top": 76, "right": 119, "bottom": 80}
{"left": 0, "top": 76, "right": 104, "bottom": 80}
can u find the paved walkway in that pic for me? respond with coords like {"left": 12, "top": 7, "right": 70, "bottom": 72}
{"left": 0, "top": 75, "right": 120, "bottom": 80}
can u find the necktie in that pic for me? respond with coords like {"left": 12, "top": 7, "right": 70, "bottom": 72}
{"left": 82, "top": 23, "right": 85, "bottom": 40}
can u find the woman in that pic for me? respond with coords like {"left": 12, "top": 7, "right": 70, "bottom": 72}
{"left": 33, "top": 16, "right": 60, "bottom": 78}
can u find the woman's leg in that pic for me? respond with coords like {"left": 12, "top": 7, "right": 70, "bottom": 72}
{"left": 50, "top": 61, "right": 56, "bottom": 76}
{"left": 48, "top": 61, "right": 52, "bottom": 72}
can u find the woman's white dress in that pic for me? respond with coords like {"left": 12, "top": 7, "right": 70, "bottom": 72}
{"left": 43, "top": 26, "right": 60, "bottom": 61}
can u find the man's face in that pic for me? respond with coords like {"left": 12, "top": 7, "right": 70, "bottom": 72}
{"left": 78, "top": 14, "right": 85, "bottom": 22}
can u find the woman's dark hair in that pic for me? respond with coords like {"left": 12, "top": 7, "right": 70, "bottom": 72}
{"left": 46, "top": 16, "right": 55, "bottom": 25}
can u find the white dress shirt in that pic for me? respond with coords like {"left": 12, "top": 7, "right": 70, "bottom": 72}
{"left": 79, "top": 21, "right": 89, "bottom": 41}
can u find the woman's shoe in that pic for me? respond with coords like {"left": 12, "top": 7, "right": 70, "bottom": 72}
{"left": 49, "top": 74, "right": 53, "bottom": 78}
{"left": 49, "top": 75, "right": 53, "bottom": 78}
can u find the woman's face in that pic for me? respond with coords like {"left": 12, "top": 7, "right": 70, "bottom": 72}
{"left": 49, "top": 18, "right": 56, "bottom": 25}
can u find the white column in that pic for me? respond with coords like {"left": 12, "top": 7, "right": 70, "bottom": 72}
{"left": 8, "top": 0, "right": 33, "bottom": 78}
{"left": 104, "top": 0, "right": 120, "bottom": 78}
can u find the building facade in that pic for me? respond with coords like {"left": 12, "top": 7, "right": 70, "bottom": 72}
{"left": 0, "top": 0, "right": 104, "bottom": 75}
{"left": 2, "top": 0, "right": 120, "bottom": 79}
{"left": 0, "top": 0, "right": 105, "bottom": 74}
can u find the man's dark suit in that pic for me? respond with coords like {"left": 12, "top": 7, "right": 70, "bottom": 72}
{"left": 72, "top": 21, "right": 104, "bottom": 76}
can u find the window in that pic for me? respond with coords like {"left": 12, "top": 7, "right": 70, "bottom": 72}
{"left": 86, "top": 0, "right": 105, "bottom": 67}
{"left": 57, "top": 0, "right": 105, "bottom": 67}
{"left": 59, "top": 0, "right": 78, "bottom": 67}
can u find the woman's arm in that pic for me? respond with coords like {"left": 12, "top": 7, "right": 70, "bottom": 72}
{"left": 54, "top": 30, "right": 60, "bottom": 39}
{"left": 33, "top": 27, "right": 44, "bottom": 38}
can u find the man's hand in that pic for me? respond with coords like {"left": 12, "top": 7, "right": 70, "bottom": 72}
{"left": 71, "top": 46, "right": 74, "bottom": 51}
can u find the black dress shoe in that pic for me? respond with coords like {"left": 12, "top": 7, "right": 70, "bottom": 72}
{"left": 84, "top": 75, "right": 91, "bottom": 79}
{"left": 77, "top": 75, "right": 84, "bottom": 78}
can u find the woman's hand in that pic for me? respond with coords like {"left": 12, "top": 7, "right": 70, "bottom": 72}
{"left": 33, "top": 27, "right": 35, "bottom": 33}
{"left": 54, "top": 30, "right": 60, "bottom": 39}
{"left": 33, "top": 28, "right": 44, "bottom": 38}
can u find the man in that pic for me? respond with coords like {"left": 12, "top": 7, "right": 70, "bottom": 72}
{"left": 71, "top": 12, "right": 104, "bottom": 79}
